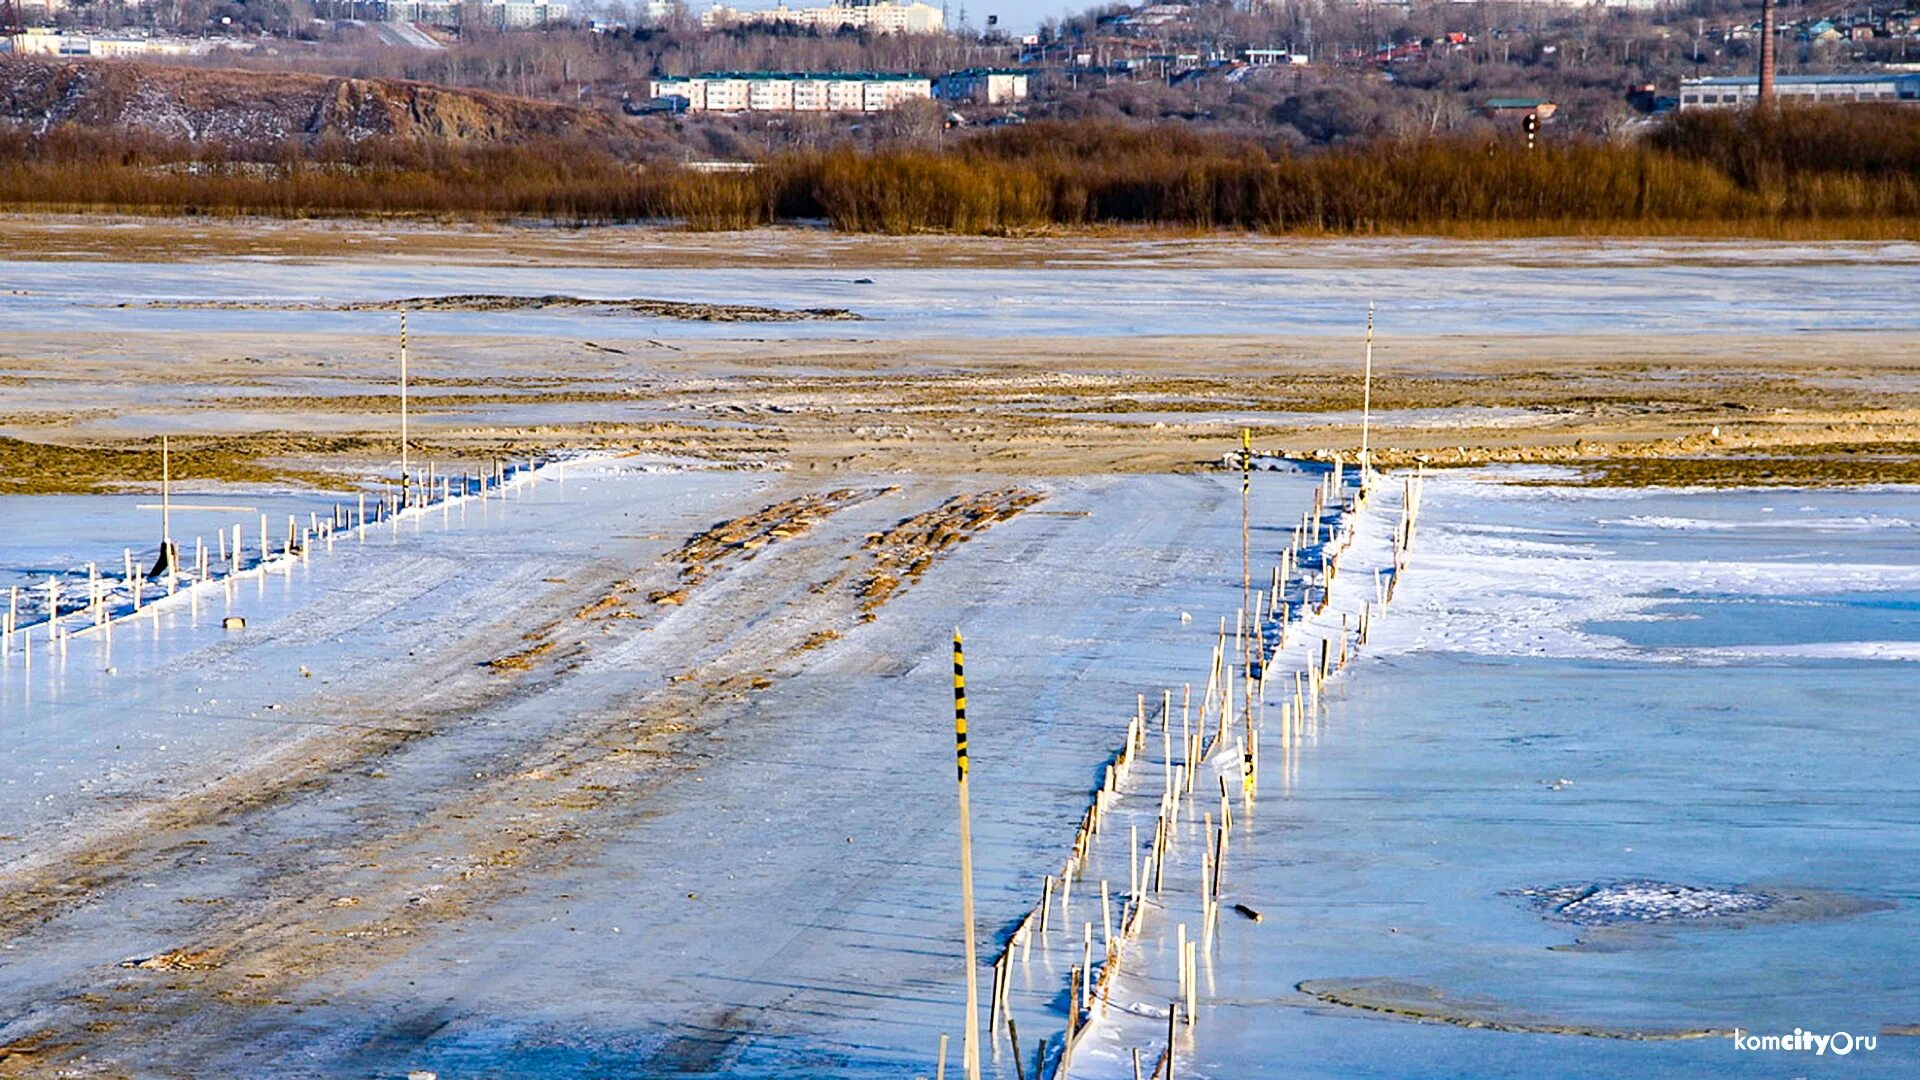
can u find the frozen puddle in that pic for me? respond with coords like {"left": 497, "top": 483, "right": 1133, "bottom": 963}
{"left": 1296, "top": 978, "right": 1729, "bottom": 1040}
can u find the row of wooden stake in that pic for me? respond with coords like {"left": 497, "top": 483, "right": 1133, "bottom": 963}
{"left": 0, "top": 458, "right": 544, "bottom": 667}
{"left": 932, "top": 458, "right": 1429, "bottom": 1080}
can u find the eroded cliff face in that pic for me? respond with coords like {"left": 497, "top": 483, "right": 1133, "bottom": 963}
{"left": 0, "top": 55, "right": 626, "bottom": 143}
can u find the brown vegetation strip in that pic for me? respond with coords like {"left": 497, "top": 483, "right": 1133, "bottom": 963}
{"left": 855, "top": 488, "right": 1045, "bottom": 618}
{"left": 484, "top": 638, "right": 558, "bottom": 672}
{"left": 1355, "top": 428, "right": 1920, "bottom": 487}
{"left": 662, "top": 487, "right": 878, "bottom": 596}
{"left": 0, "top": 434, "right": 329, "bottom": 495}
{"left": 131, "top": 294, "right": 860, "bottom": 322}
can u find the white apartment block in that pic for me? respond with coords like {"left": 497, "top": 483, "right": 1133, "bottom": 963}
{"left": 490, "top": 0, "right": 569, "bottom": 27}
{"left": 701, "top": 0, "right": 943, "bottom": 34}
{"left": 380, "top": 0, "right": 567, "bottom": 27}
{"left": 650, "top": 72, "right": 933, "bottom": 112}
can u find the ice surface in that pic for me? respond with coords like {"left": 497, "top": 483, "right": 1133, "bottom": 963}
{"left": 3, "top": 465, "right": 1916, "bottom": 1078}
{"left": 6, "top": 250, "right": 1920, "bottom": 340}
{"left": 0, "top": 457, "right": 767, "bottom": 871}
{"left": 1069, "top": 474, "right": 1920, "bottom": 1079}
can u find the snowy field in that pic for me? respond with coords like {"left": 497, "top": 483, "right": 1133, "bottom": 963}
{"left": 2, "top": 460, "right": 1916, "bottom": 1076}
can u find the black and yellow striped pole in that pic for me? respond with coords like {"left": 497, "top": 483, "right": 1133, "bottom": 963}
{"left": 953, "top": 628, "right": 982, "bottom": 1080}
{"left": 398, "top": 310, "right": 411, "bottom": 507}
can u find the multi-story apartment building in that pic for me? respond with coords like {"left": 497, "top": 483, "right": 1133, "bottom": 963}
{"left": 700, "top": 0, "right": 943, "bottom": 35}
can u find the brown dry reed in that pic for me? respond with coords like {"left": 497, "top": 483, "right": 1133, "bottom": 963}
{"left": 2, "top": 106, "right": 1917, "bottom": 236}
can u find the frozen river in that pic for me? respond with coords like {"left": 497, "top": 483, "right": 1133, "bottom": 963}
{"left": 5, "top": 242, "right": 1920, "bottom": 341}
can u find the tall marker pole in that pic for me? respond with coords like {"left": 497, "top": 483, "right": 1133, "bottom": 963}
{"left": 953, "top": 629, "right": 982, "bottom": 1080}
{"left": 1360, "top": 302, "right": 1374, "bottom": 487}
{"left": 151, "top": 433, "right": 179, "bottom": 578}
{"left": 399, "top": 311, "right": 411, "bottom": 508}
{"left": 1240, "top": 428, "right": 1253, "bottom": 723}
{"left": 161, "top": 434, "right": 173, "bottom": 556}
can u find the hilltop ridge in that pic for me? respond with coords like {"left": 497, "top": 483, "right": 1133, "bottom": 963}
{"left": 0, "top": 55, "right": 634, "bottom": 144}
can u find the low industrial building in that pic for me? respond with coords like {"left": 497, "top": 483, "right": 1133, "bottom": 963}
{"left": 1242, "top": 48, "right": 1308, "bottom": 66}
{"left": 1482, "top": 97, "right": 1557, "bottom": 121}
{"left": 933, "top": 68, "right": 1029, "bottom": 105}
{"left": 2, "top": 28, "right": 228, "bottom": 57}
{"left": 1679, "top": 73, "right": 1920, "bottom": 108}
{"left": 650, "top": 72, "right": 933, "bottom": 113}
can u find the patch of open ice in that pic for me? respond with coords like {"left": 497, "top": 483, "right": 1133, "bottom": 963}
{"left": 1681, "top": 641, "right": 1920, "bottom": 663}
{"left": 1606, "top": 514, "right": 1919, "bottom": 532}
{"left": 1360, "top": 473, "right": 1920, "bottom": 662}
{"left": 1512, "top": 881, "right": 1775, "bottom": 926}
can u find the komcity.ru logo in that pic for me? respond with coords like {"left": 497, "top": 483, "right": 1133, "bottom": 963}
{"left": 1731, "top": 1028, "right": 1877, "bottom": 1056}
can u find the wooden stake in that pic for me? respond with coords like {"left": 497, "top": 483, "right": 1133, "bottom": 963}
{"left": 1101, "top": 880, "right": 1113, "bottom": 954}
{"left": 1166, "top": 1002, "right": 1179, "bottom": 1080}
{"left": 1080, "top": 923, "right": 1093, "bottom": 1010}
{"left": 1063, "top": 966, "right": 1080, "bottom": 1070}
{"left": 1185, "top": 941, "right": 1197, "bottom": 1025}
{"left": 1175, "top": 923, "right": 1186, "bottom": 1000}
{"left": 1129, "top": 824, "right": 1139, "bottom": 902}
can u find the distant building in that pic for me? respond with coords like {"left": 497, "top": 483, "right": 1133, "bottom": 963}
{"left": 9, "top": 0, "right": 71, "bottom": 17}
{"left": 1242, "top": 48, "right": 1308, "bottom": 66}
{"left": 488, "top": 0, "right": 569, "bottom": 27}
{"left": 701, "top": 0, "right": 944, "bottom": 35}
{"left": 650, "top": 72, "right": 933, "bottom": 112}
{"left": 1679, "top": 73, "right": 1920, "bottom": 108}
{"left": 3, "top": 28, "right": 226, "bottom": 57}
{"left": 934, "top": 68, "right": 1029, "bottom": 104}
{"left": 382, "top": 0, "right": 567, "bottom": 28}
{"left": 1483, "top": 97, "right": 1557, "bottom": 121}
